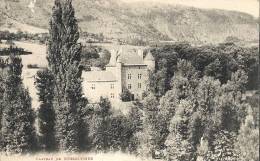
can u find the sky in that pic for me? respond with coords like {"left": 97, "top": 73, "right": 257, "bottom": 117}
{"left": 122, "top": 0, "right": 259, "bottom": 17}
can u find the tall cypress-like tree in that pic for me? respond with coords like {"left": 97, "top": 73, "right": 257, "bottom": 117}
{"left": 47, "top": 0, "right": 85, "bottom": 152}
{"left": 235, "top": 107, "right": 259, "bottom": 161}
{"left": 35, "top": 69, "right": 56, "bottom": 151}
{"left": 1, "top": 55, "right": 36, "bottom": 154}
{"left": 0, "top": 59, "right": 6, "bottom": 149}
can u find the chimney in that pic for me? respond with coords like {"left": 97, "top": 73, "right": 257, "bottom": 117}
{"left": 137, "top": 49, "right": 143, "bottom": 59}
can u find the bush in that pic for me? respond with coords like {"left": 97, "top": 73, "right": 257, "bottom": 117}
{"left": 27, "top": 64, "right": 39, "bottom": 69}
{"left": 120, "top": 88, "right": 133, "bottom": 102}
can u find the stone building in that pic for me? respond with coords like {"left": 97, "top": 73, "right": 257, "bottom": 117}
{"left": 82, "top": 48, "right": 155, "bottom": 103}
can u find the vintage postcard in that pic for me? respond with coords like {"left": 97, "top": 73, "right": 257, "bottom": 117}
{"left": 0, "top": 0, "right": 259, "bottom": 161}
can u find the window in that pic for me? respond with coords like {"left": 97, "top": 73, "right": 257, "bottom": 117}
{"left": 138, "top": 83, "right": 142, "bottom": 89}
{"left": 111, "top": 84, "right": 114, "bottom": 89}
{"left": 110, "top": 93, "right": 115, "bottom": 98}
{"left": 128, "top": 84, "right": 132, "bottom": 89}
{"left": 128, "top": 74, "right": 132, "bottom": 79}
{"left": 138, "top": 74, "right": 142, "bottom": 79}
{"left": 91, "top": 84, "right": 95, "bottom": 90}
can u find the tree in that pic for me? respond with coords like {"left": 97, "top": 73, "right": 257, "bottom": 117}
{"left": 35, "top": 69, "right": 56, "bottom": 151}
{"left": 196, "top": 72, "right": 249, "bottom": 160}
{"left": 88, "top": 97, "right": 112, "bottom": 151}
{"left": 148, "top": 58, "right": 169, "bottom": 97}
{"left": 47, "top": 0, "right": 86, "bottom": 152}
{"left": 159, "top": 60, "right": 198, "bottom": 136}
{"left": 165, "top": 100, "right": 196, "bottom": 161}
{"left": 105, "top": 115, "right": 132, "bottom": 152}
{"left": 204, "top": 130, "right": 238, "bottom": 161}
{"left": 127, "top": 100, "right": 144, "bottom": 153}
{"left": 205, "top": 58, "right": 226, "bottom": 83}
{"left": 0, "top": 61, "right": 6, "bottom": 149}
{"left": 219, "top": 70, "right": 249, "bottom": 132}
{"left": 196, "top": 76, "right": 221, "bottom": 128}
{"left": 87, "top": 97, "right": 133, "bottom": 152}
{"left": 137, "top": 93, "right": 165, "bottom": 157}
{"left": 235, "top": 108, "right": 259, "bottom": 161}
{"left": 120, "top": 88, "right": 133, "bottom": 102}
{"left": 1, "top": 55, "right": 36, "bottom": 154}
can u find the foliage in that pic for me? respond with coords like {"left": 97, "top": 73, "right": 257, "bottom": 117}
{"left": 149, "top": 43, "right": 258, "bottom": 97}
{"left": 165, "top": 100, "right": 197, "bottom": 161}
{"left": 81, "top": 45, "right": 111, "bottom": 69}
{"left": 88, "top": 97, "right": 112, "bottom": 151}
{"left": 88, "top": 97, "right": 134, "bottom": 152}
{"left": 35, "top": 69, "right": 56, "bottom": 151}
{"left": 0, "top": 60, "right": 6, "bottom": 149}
{"left": 148, "top": 49, "right": 178, "bottom": 97}
{"left": 1, "top": 55, "right": 36, "bottom": 154}
{"left": 158, "top": 59, "right": 252, "bottom": 161}
{"left": 204, "top": 130, "right": 238, "bottom": 161}
{"left": 126, "top": 101, "right": 144, "bottom": 153}
{"left": 136, "top": 93, "right": 167, "bottom": 157}
{"left": 235, "top": 108, "right": 259, "bottom": 161}
{"left": 0, "top": 30, "right": 49, "bottom": 44}
{"left": 120, "top": 88, "right": 133, "bottom": 102}
{"left": 27, "top": 64, "right": 40, "bottom": 69}
{"left": 0, "top": 46, "right": 32, "bottom": 56}
{"left": 47, "top": 0, "right": 86, "bottom": 152}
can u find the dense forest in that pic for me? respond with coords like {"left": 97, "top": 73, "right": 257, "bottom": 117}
{"left": 0, "top": 0, "right": 258, "bottom": 161}
{"left": 148, "top": 42, "right": 258, "bottom": 96}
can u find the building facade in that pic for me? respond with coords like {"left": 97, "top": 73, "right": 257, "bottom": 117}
{"left": 82, "top": 48, "right": 155, "bottom": 103}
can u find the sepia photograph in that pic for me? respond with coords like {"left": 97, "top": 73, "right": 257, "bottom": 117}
{"left": 0, "top": 0, "right": 259, "bottom": 161}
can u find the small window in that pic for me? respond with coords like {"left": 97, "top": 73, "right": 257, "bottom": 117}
{"left": 110, "top": 93, "right": 115, "bottom": 98}
{"left": 138, "top": 74, "right": 142, "bottom": 79}
{"left": 128, "top": 84, "right": 132, "bottom": 89}
{"left": 111, "top": 84, "right": 114, "bottom": 89}
{"left": 128, "top": 74, "right": 132, "bottom": 79}
{"left": 138, "top": 83, "right": 142, "bottom": 89}
{"left": 91, "top": 84, "right": 95, "bottom": 90}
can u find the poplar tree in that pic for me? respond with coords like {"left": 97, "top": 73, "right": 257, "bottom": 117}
{"left": 35, "top": 69, "right": 56, "bottom": 151}
{"left": 1, "top": 55, "right": 36, "bottom": 154}
{"left": 236, "top": 108, "right": 259, "bottom": 161}
{"left": 47, "top": 0, "right": 85, "bottom": 152}
{"left": 0, "top": 60, "right": 6, "bottom": 149}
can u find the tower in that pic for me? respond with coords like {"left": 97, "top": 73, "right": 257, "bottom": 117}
{"left": 144, "top": 51, "right": 155, "bottom": 71}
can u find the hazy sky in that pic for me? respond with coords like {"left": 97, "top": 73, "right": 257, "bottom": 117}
{"left": 122, "top": 0, "right": 259, "bottom": 17}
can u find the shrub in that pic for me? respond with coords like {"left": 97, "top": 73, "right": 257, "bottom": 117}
{"left": 27, "top": 64, "right": 39, "bottom": 69}
{"left": 120, "top": 88, "right": 133, "bottom": 102}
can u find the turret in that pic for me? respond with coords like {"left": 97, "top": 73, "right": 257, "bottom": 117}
{"left": 144, "top": 51, "right": 155, "bottom": 71}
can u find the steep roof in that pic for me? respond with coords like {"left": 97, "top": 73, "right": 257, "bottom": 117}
{"left": 107, "top": 49, "right": 145, "bottom": 66}
{"left": 144, "top": 51, "right": 155, "bottom": 61}
{"left": 120, "top": 52, "right": 144, "bottom": 65}
{"left": 82, "top": 71, "right": 117, "bottom": 82}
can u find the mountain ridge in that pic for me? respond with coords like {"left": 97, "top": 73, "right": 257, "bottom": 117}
{"left": 0, "top": 0, "right": 258, "bottom": 44}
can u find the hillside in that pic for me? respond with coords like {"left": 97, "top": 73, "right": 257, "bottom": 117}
{"left": 0, "top": 0, "right": 258, "bottom": 44}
